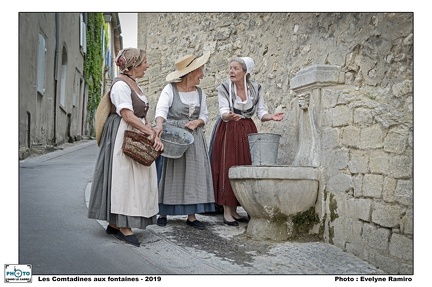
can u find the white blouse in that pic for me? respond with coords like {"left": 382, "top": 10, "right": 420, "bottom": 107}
{"left": 110, "top": 81, "right": 148, "bottom": 116}
{"left": 155, "top": 84, "right": 209, "bottom": 123}
{"left": 218, "top": 83, "right": 268, "bottom": 120}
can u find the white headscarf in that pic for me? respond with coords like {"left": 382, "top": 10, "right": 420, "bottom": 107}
{"left": 241, "top": 57, "right": 255, "bottom": 74}
{"left": 241, "top": 57, "right": 254, "bottom": 91}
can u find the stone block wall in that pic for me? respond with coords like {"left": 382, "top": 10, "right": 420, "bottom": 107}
{"left": 137, "top": 12, "right": 413, "bottom": 274}
{"left": 319, "top": 86, "right": 413, "bottom": 274}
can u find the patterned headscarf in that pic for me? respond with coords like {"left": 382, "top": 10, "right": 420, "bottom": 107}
{"left": 115, "top": 48, "right": 146, "bottom": 72}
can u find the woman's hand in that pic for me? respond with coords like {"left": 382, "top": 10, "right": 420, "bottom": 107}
{"left": 148, "top": 129, "right": 157, "bottom": 141}
{"left": 121, "top": 109, "right": 158, "bottom": 139}
{"left": 223, "top": 111, "right": 242, "bottom": 122}
{"left": 185, "top": 120, "right": 199, "bottom": 131}
{"left": 153, "top": 125, "right": 163, "bottom": 138}
{"left": 153, "top": 136, "right": 164, "bottom": 151}
{"left": 272, "top": 112, "right": 285, "bottom": 121}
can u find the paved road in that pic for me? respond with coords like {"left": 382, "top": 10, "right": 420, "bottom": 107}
{"left": 17, "top": 140, "right": 395, "bottom": 281}
{"left": 19, "top": 141, "right": 171, "bottom": 275}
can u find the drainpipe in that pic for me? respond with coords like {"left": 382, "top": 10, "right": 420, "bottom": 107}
{"left": 53, "top": 13, "right": 59, "bottom": 145}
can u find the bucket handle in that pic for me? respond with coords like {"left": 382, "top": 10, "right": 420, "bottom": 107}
{"left": 248, "top": 136, "right": 262, "bottom": 150}
{"left": 249, "top": 136, "right": 263, "bottom": 165}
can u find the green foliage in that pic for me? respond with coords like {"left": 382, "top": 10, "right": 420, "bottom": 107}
{"left": 292, "top": 206, "right": 319, "bottom": 235}
{"left": 329, "top": 193, "right": 339, "bottom": 222}
{"left": 84, "top": 13, "right": 108, "bottom": 136}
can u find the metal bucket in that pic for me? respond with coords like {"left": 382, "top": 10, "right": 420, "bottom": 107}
{"left": 248, "top": 133, "right": 281, "bottom": 166}
{"left": 161, "top": 124, "right": 194, "bottom": 159}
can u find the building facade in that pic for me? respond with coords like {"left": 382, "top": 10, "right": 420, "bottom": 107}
{"left": 19, "top": 12, "right": 122, "bottom": 159}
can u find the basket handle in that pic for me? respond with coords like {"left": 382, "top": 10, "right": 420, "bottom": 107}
{"left": 126, "top": 130, "right": 155, "bottom": 144}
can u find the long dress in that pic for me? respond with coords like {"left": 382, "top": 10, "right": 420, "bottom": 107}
{"left": 157, "top": 83, "right": 215, "bottom": 215}
{"left": 210, "top": 79, "right": 265, "bottom": 206}
{"left": 211, "top": 118, "right": 257, "bottom": 206}
{"left": 87, "top": 77, "right": 158, "bottom": 228}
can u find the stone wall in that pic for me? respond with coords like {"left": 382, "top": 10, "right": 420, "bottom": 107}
{"left": 289, "top": 65, "right": 413, "bottom": 274}
{"left": 137, "top": 12, "right": 413, "bottom": 274}
{"left": 319, "top": 84, "right": 413, "bottom": 274}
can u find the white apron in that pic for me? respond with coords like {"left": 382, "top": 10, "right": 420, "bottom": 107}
{"left": 110, "top": 119, "right": 159, "bottom": 217}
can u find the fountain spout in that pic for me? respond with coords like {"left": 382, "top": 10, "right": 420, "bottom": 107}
{"left": 292, "top": 91, "right": 321, "bottom": 167}
{"left": 291, "top": 64, "right": 344, "bottom": 167}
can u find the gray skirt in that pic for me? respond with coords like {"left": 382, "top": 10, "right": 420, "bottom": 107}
{"left": 158, "top": 120, "right": 215, "bottom": 214}
{"left": 87, "top": 114, "right": 156, "bottom": 228}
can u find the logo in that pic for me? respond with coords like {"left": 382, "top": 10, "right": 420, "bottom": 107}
{"left": 4, "top": 264, "right": 32, "bottom": 283}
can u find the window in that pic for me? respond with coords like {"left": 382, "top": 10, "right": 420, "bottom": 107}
{"left": 59, "top": 47, "right": 68, "bottom": 107}
{"left": 80, "top": 14, "right": 87, "bottom": 53}
{"left": 37, "top": 33, "right": 46, "bottom": 95}
{"left": 60, "top": 65, "right": 67, "bottom": 107}
{"left": 72, "top": 71, "right": 79, "bottom": 107}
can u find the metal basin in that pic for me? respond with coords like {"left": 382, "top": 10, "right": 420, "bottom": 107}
{"left": 161, "top": 124, "right": 194, "bottom": 159}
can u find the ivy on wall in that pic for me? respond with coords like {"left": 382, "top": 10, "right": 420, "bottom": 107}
{"left": 84, "top": 13, "right": 108, "bottom": 136}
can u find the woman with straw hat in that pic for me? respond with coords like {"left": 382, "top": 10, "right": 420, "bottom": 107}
{"left": 154, "top": 52, "right": 215, "bottom": 230}
{"left": 209, "top": 56, "right": 284, "bottom": 226}
{"left": 87, "top": 48, "right": 163, "bottom": 247}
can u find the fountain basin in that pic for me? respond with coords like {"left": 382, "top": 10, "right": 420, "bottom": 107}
{"left": 229, "top": 165, "right": 319, "bottom": 241}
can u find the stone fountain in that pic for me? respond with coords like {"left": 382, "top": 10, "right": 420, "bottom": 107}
{"left": 229, "top": 165, "right": 319, "bottom": 240}
{"left": 229, "top": 65, "right": 344, "bottom": 241}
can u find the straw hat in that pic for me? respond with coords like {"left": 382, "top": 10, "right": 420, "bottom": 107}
{"left": 95, "top": 92, "right": 112, "bottom": 146}
{"left": 166, "top": 52, "right": 211, "bottom": 82}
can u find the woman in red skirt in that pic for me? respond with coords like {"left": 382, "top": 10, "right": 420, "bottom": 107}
{"left": 210, "top": 57, "right": 285, "bottom": 226}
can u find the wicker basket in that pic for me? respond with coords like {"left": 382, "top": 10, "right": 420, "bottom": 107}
{"left": 122, "top": 130, "right": 162, "bottom": 166}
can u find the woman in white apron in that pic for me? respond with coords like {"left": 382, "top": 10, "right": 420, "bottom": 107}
{"left": 88, "top": 48, "right": 163, "bottom": 247}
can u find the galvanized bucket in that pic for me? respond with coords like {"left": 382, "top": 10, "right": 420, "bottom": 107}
{"left": 161, "top": 124, "right": 194, "bottom": 159}
{"left": 248, "top": 133, "right": 281, "bottom": 166}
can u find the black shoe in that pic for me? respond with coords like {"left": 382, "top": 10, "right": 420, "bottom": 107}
{"left": 106, "top": 225, "right": 119, "bottom": 235}
{"left": 223, "top": 217, "right": 239, "bottom": 226}
{"left": 186, "top": 219, "right": 205, "bottom": 230}
{"left": 233, "top": 216, "right": 249, "bottom": 223}
{"left": 116, "top": 231, "right": 140, "bottom": 247}
{"left": 157, "top": 217, "right": 167, "bottom": 227}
